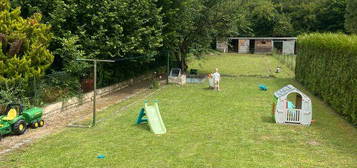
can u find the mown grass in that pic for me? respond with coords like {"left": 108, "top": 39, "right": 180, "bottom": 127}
{"left": 0, "top": 54, "right": 356, "bottom": 168}
{"left": 189, "top": 53, "right": 294, "bottom": 78}
{"left": 273, "top": 54, "right": 296, "bottom": 71}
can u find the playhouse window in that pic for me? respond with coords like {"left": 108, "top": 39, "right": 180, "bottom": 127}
{"left": 286, "top": 93, "right": 302, "bottom": 109}
{"left": 170, "top": 68, "right": 181, "bottom": 77}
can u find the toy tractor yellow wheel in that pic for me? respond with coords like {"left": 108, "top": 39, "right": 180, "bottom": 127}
{"left": 13, "top": 120, "right": 27, "bottom": 135}
{"left": 31, "top": 122, "right": 39, "bottom": 128}
{"left": 38, "top": 120, "right": 45, "bottom": 127}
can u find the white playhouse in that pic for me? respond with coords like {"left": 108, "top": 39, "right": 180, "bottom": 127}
{"left": 168, "top": 68, "right": 186, "bottom": 85}
{"left": 273, "top": 85, "right": 312, "bottom": 126}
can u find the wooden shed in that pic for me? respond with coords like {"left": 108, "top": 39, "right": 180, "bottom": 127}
{"left": 216, "top": 37, "right": 297, "bottom": 55}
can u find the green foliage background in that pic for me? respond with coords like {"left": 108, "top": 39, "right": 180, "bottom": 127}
{"left": 240, "top": 0, "right": 347, "bottom": 37}
{"left": 345, "top": 0, "right": 357, "bottom": 34}
{"left": 12, "top": 0, "right": 165, "bottom": 86}
{"left": 157, "top": 0, "right": 242, "bottom": 70}
{"left": 0, "top": 3, "right": 53, "bottom": 106}
{"left": 0, "top": 7, "right": 53, "bottom": 83}
{"left": 296, "top": 33, "right": 357, "bottom": 124}
{"left": 11, "top": 0, "right": 350, "bottom": 74}
{"left": 1, "top": 0, "right": 355, "bottom": 116}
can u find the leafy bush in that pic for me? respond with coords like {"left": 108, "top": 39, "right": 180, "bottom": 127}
{"left": 0, "top": 5, "right": 54, "bottom": 83}
{"left": 14, "top": 0, "right": 164, "bottom": 82}
{"left": 38, "top": 72, "right": 82, "bottom": 104}
{"left": 0, "top": 81, "right": 31, "bottom": 107}
{"left": 345, "top": 0, "right": 357, "bottom": 34}
{"left": 296, "top": 33, "right": 357, "bottom": 124}
{"left": 0, "top": 0, "right": 10, "bottom": 10}
{"left": 0, "top": 2, "right": 53, "bottom": 106}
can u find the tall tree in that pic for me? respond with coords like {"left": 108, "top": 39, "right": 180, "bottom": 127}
{"left": 273, "top": 0, "right": 347, "bottom": 34}
{"left": 272, "top": 14, "right": 294, "bottom": 36}
{"left": 274, "top": 0, "right": 319, "bottom": 34}
{"left": 315, "top": 0, "right": 346, "bottom": 32}
{"left": 345, "top": 0, "right": 357, "bottom": 34}
{"left": 248, "top": 0, "right": 276, "bottom": 36}
{"left": 158, "top": 0, "right": 244, "bottom": 71}
{"left": 13, "top": 0, "right": 164, "bottom": 84}
{"left": 0, "top": 2, "right": 53, "bottom": 83}
{"left": 245, "top": 0, "right": 294, "bottom": 37}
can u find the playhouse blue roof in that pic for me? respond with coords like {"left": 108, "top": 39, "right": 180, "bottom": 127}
{"left": 274, "top": 85, "right": 299, "bottom": 98}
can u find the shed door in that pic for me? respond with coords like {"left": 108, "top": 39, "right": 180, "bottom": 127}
{"left": 238, "top": 40, "right": 250, "bottom": 53}
{"left": 282, "top": 40, "right": 295, "bottom": 55}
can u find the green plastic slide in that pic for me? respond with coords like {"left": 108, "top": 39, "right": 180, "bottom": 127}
{"left": 144, "top": 102, "right": 166, "bottom": 134}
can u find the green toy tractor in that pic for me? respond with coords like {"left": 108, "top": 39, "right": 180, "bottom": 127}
{"left": 0, "top": 104, "right": 44, "bottom": 139}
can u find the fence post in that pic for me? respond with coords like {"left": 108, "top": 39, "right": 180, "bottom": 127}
{"left": 33, "top": 77, "right": 38, "bottom": 106}
{"left": 167, "top": 51, "right": 170, "bottom": 84}
{"left": 92, "top": 61, "right": 97, "bottom": 127}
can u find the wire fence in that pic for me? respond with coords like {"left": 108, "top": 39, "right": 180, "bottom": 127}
{"left": 0, "top": 72, "right": 85, "bottom": 116}
{"left": 0, "top": 50, "right": 175, "bottom": 108}
{"left": 33, "top": 72, "right": 85, "bottom": 106}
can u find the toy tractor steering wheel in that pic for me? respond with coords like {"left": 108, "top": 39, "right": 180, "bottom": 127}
{"left": 5, "top": 104, "right": 23, "bottom": 115}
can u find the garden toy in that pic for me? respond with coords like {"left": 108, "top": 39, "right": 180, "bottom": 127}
{"left": 97, "top": 155, "right": 105, "bottom": 159}
{"left": 168, "top": 68, "right": 186, "bottom": 85}
{"left": 287, "top": 101, "right": 296, "bottom": 109}
{"left": 259, "top": 85, "right": 268, "bottom": 91}
{"left": 150, "top": 72, "right": 161, "bottom": 89}
{"left": 136, "top": 101, "right": 166, "bottom": 134}
{"left": 272, "top": 85, "right": 312, "bottom": 126}
{"left": 0, "top": 104, "right": 44, "bottom": 138}
{"left": 186, "top": 76, "right": 205, "bottom": 83}
{"left": 136, "top": 108, "right": 148, "bottom": 124}
{"left": 190, "top": 69, "right": 198, "bottom": 75}
{"left": 208, "top": 74, "right": 214, "bottom": 89}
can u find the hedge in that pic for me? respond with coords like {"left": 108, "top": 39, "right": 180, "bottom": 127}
{"left": 296, "top": 33, "right": 357, "bottom": 125}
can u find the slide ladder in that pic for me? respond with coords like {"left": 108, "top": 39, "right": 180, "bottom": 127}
{"left": 136, "top": 101, "right": 166, "bottom": 134}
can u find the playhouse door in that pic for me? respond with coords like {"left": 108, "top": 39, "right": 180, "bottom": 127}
{"left": 285, "top": 109, "right": 301, "bottom": 123}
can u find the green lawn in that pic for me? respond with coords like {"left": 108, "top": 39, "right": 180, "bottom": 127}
{"left": 189, "top": 53, "right": 294, "bottom": 78}
{"left": 1, "top": 54, "right": 356, "bottom": 168}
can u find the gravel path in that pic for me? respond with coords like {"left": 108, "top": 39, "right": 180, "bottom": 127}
{"left": 0, "top": 80, "right": 151, "bottom": 157}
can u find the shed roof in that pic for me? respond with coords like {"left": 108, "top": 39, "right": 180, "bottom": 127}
{"left": 274, "top": 85, "right": 308, "bottom": 98}
{"left": 229, "top": 37, "right": 297, "bottom": 40}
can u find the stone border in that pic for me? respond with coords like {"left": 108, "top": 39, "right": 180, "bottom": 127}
{"left": 42, "top": 74, "right": 152, "bottom": 117}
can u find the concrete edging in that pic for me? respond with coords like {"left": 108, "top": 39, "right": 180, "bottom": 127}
{"left": 42, "top": 74, "right": 151, "bottom": 116}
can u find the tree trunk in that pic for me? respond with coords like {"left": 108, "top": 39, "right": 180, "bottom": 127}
{"left": 175, "top": 51, "right": 181, "bottom": 69}
{"left": 181, "top": 55, "right": 188, "bottom": 72}
{"left": 178, "top": 45, "right": 189, "bottom": 72}
{"left": 9, "top": 39, "right": 23, "bottom": 57}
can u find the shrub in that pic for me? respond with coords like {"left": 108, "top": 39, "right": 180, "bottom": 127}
{"left": 38, "top": 72, "right": 82, "bottom": 104}
{"left": 0, "top": 4, "right": 54, "bottom": 83}
{"left": 345, "top": 0, "right": 357, "bottom": 34}
{"left": 296, "top": 33, "right": 357, "bottom": 125}
{"left": 0, "top": 81, "right": 31, "bottom": 107}
{"left": 13, "top": 0, "right": 164, "bottom": 86}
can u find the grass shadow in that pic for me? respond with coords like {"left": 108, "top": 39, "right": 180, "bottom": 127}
{"left": 202, "top": 87, "right": 213, "bottom": 91}
{"left": 261, "top": 116, "right": 275, "bottom": 124}
{"left": 134, "top": 123, "right": 151, "bottom": 132}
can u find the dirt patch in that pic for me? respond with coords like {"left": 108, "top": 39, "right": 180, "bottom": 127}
{"left": 260, "top": 136, "right": 271, "bottom": 141}
{"left": 0, "top": 80, "right": 152, "bottom": 157}
{"left": 307, "top": 140, "right": 320, "bottom": 146}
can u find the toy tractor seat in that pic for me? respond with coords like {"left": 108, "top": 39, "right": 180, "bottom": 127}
{"left": 2, "top": 109, "right": 17, "bottom": 121}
